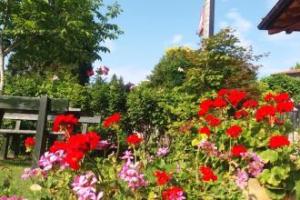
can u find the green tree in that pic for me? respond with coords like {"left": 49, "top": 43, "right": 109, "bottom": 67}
{"left": 148, "top": 29, "right": 261, "bottom": 96}
{"left": 148, "top": 47, "right": 197, "bottom": 89}
{"left": 262, "top": 74, "right": 300, "bottom": 102}
{"left": 0, "top": 0, "right": 122, "bottom": 91}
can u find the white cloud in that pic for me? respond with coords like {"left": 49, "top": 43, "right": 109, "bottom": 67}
{"left": 219, "top": 9, "right": 253, "bottom": 48}
{"left": 171, "top": 34, "right": 183, "bottom": 44}
{"left": 226, "top": 10, "right": 253, "bottom": 32}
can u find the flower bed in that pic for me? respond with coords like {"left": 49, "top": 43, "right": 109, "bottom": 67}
{"left": 2, "top": 89, "right": 300, "bottom": 200}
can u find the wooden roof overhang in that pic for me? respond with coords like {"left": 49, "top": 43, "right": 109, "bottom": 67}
{"left": 258, "top": 0, "right": 300, "bottom": 34}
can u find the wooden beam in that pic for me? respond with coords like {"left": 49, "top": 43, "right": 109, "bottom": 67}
{"left": 32, "top": 96, "right": 49, "bottom": 167}
{"left": 0, "top": 96, "right": 68, "bottom": 112}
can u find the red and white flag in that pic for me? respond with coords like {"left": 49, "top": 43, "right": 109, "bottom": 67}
{"left": 197, "top": 6, "right": 205, "bottom": 36}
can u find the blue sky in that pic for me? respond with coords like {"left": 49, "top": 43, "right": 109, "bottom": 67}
{"left": 96, "top": 0, "right": 300, "bottom": 84}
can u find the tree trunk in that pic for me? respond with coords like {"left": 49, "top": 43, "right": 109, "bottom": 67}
{"left": 0, "top": 48, "right": 4, "bottom": 94}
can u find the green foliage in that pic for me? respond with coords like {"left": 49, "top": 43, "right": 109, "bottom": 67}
{"left": 5, "top": 70, "right": 90, "bottom": 110}
{"left": 1, "top": 0, "right": 122, "bottom": 87}
{"left": 148, "top": 29, "right": 261, "bottom": 95}
{"left": 148, "top": 47, "right": 197, "bottom": 89}
{"left": 127, "top": 82, "right": 168, "bottom": 135}
{"left": 262, "top": 74, "right": 300, "bottom": 102}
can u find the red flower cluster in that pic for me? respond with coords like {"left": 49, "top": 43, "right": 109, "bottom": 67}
{"left": 154, "top": 170, "right": 171, "bottom": 186}
{"left": 255, "top": 105, "right": 276, "bottom": 122}
{"left": 235, "top": 109, "right": 248, "bottom": 119}
{"left": 50, "top": 132, "right": 100, "bottom": 170}
{"left": 213, "top": 97, "right": 227, "bottom": 108}
{"left": 198, "top": 99, "right": 214, "bottom": 116}
{"left": 103, "top": 113, "right": 121, "bottom": 128}
{"left": 256, "top": 92, "right": 294, "bottom": 122}
{"left": 243, "top": 99, "right": 258, "bottom": 109}
{"left": 276, "top": 101, "right": 294, "bottom": 113}
{"left": 198, "top": 126, "right": 211, "bottom": 136}
{"left": 52, "top": 114, "right": 78, "bottom": 133}
{"left": 205, "top": 114, "right": 222, "bottom": 127}
{"left": 226, "top": 89, "right": 247, "bottom": 107}
{"left": 24, "top": 137, "right": 36, "bottom": 150}
{"left": 162, "top": 186, "right": 185, "bottom": 200}
{"left": 231, "top": 144, "right": 247, "bottom": 157}
{"left": 199, "top": 166, "right": 218, "bottom": 182}
{"left": 127, "top": 133, "right": 143, "bottom": 146}
{"left": 226, "top": 125, "right": 242, "bottom": 138}
{"left": 268, "top": 135, "right": 290, "bottom": 149}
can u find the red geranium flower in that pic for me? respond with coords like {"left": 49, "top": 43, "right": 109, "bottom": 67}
{"left": 226, "top": 89, "right": 246, "bottom": 107}
{"left": 226, "top": 125, "right": 242, "bottom": 138}
{"left": 103, "top": 113, "right": 121, "bottom": 128}
{"left": 217, "top": 89, "right": 229, "bottom": 97}
{"left": 154, "top": 170, "right": 171, "bottom": 186}
{"left": 276, "top": 101, "right": 294, "bottom": 113}
{"left": 268, "top": 135, "right": 290, "bottom": 149}
{"left": 264, "top": 93, "right": 274, "bottom": 102}
{"left": 127, "top": 133, "right": 143, "bottom": 146}
{"left": 198, "top": 126, "right": 211, "bottom": 136}
{"left": 274, "top": 93, "right": 290, "bottom": 103}
{"left": 199, "top": 166, "right": 218, "bottom": 182}
{"left": 235, "top": 109, "right": 248, "bottom": 119}
{"left": 24, "top": 137, "right": 35, "bottom": 151}
{"left": 255, "top": 105, "right": 276, "bottom": 122}
{"left": 231, "top": 144, "right": 247, "bottom": 157}
{"left": 213, "top": 97, "right": 227, "bottom": 108}
{"left": 64, "top": 150, "right": 84, "bottom": 170}
{"left": 205, "top": 114, "right": 221, "bottom": 127}
{"left": 198, "top": 99, "right": 214, "bottom": 116}
{"left": 52, "top": 114, "right": 78, "bottom": 134}
{"left": 162, "top": 186, "right": 185, "bottom": 200}
{"left": 50, "top": 141, "right": 68, "bottom": 153}
{"left": 243, "top": 99, "right": 258, "bottom": 109}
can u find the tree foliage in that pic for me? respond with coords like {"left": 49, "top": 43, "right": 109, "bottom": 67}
{"left": 148, "top": 29, "right": 261, "bottom": 95}
{"left": 262, "top": 74, "right": 300, "bottom": 102}
{"left": 0, "top": 0, "right": 122, "bottom": 89}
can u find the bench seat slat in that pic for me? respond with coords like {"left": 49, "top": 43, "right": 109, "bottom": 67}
{"left": 0, "top": 129, "right": 36, "bottom": 134}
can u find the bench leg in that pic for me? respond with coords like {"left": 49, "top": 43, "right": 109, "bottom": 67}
{"left": 1, "top": 135, "right": 10, "bottom": 160}
{"left": 12, "top": 135, "right": 20, "bottom": 158}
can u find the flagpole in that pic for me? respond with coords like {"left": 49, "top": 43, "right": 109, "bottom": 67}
{"left": 208, "top": 0, "right": 215, "bottom": 37}
{"left": 198, "top": 0, "right": 215, "bottom": 38}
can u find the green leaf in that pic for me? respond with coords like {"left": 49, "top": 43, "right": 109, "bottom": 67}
{"left": 295, "top": 180, "right": 300, "bottom": 200}
{"left": 259, "top": 150, "right": 279, "bottom": 163}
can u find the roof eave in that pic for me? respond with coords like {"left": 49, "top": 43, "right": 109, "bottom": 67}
{"left": 258, "top": 0, "right": 294, "bottom": 30}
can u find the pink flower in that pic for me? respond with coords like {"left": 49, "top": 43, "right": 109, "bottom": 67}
{"left": 235, "top": 169, "right": 249, "bottom": 189}
{"left": 119, "top": 161, "right": 147, "bottom": 190}
{"left": 38, "top": 150, "right": 68, "bottom": 172}
{"left": 157, "top": 147, "right": 169, "bottom": 157}
{"left": 96, "top": 140, "right": 111, "bottom": 150}
{"left": 21, "top": 168, "right": 42, "bottom": 180}
{"left": 121, "top": 150, "right": 134, "bottom": 161}
{"left": 72, "top": 171, "right": 103, "bottom": 200}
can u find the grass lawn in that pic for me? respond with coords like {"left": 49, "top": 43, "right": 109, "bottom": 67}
{"left": 0, "top": 158, "right": 37, "bottom": 199}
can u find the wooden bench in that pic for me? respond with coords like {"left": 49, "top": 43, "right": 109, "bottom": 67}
{"left": 0, "top": 95, "right": 101, "bottom": 167}
{"left": 0, "top": 113, "right": 101, "bottom": 159}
